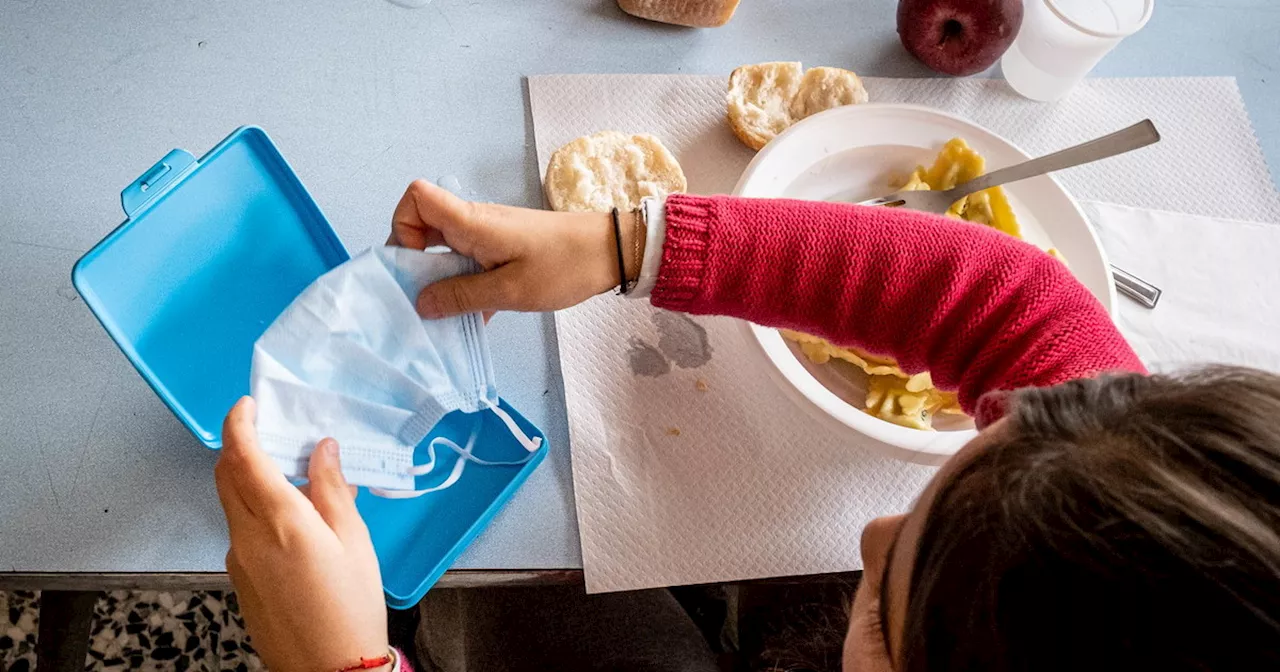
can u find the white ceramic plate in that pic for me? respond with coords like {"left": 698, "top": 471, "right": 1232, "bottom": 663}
{"left": 733, "top": 103, "right": 1115, "bottom": 466}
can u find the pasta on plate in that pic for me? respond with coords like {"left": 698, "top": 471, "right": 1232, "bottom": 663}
{"left": 782, "top": 138, "right": 1064, "bottom": 430}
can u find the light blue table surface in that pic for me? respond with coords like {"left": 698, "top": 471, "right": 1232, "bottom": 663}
{"left": 1, "top": 0, "right": 1277, "bottom": 575}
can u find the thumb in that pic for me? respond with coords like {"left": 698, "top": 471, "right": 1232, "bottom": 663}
{"left": 417, "top": 266, "right": 520, "bottom": 318}
{"left": 306, "top": 439, "right": 364, "bottom": 539}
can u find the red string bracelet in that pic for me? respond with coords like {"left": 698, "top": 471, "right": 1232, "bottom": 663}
{"left": 335, "top": 650, "right": 394, "bottom": 672}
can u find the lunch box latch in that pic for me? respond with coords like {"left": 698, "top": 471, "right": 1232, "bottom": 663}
{"left": 120, "top": 148, "right": 198, "bottom": 218}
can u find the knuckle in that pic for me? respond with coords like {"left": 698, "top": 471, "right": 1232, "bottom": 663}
{"left": 466, "top": 199, "right": 501, "bottom": 228}
{"left": 455, "top": 200, "right": 481, "bottom": 231}
{"left": 448, "top": 281, "right": 472, "bottom": 314}
{"left": 269, "top": 520, "right": 297, "bottom": 549}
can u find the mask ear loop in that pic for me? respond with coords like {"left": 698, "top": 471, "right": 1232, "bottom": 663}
{"left": 371, "top": 451, "right": 467, "bottom": 499}
{"left": 371, "top": 420, "right": 478, "bottom": 499}
{"left": 483, "top": 400, "right": 543, "bottom": 453}
{"left": 371, "top": 409, "right": 542, "bottom": 499}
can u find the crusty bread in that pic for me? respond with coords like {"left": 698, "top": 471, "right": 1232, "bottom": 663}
{"left": 726, "top": 62, "right": 803, "bottom": 151}
{"left": 789, "top": 66, "right": 869, "bottom": 121}
{"left": 726, "top": 62, "right": 869, "bottom": 150}
{"left": 544, "top": 131, "right": 687, "bottom": 213}
{"left": 617, "top": 0, "right": 741, "bottom": 27}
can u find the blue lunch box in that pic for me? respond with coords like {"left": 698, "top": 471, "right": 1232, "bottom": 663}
{"left": 72, "top": 126, "right": 548, "bottom": 609}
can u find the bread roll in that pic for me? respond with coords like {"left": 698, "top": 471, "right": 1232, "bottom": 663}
{"left": 617, "top": 0, "right": 741, "bottom": 27}
{"left": 790, "top": 66, "right": 869, "bottom": 121}
{"left": 726, "top": 62, "right": 869, "bottom": 150}
{"left": 725, "top": 62, "right": 804, "bottom": 151}
{"left": 543, "top": 131, "right": 687, "bottom": 213}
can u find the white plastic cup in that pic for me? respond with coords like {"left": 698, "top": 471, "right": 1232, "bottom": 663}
{"left": 1002, "top": 0, "right": 1154, "bottom": 102}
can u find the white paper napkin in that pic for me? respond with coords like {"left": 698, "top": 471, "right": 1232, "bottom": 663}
{"left": 529, "top": 74, "right": 1280, "bottom": 593}
{"left": 1085, "top": 201, "right": 1280, "bottom": 373}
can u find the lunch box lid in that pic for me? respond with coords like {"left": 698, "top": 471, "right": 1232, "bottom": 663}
{"left": 74, "top": 126, "right": 348, "bottom": 447}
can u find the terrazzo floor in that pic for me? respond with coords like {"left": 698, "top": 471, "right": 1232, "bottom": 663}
{"left": 2, "top": 582, "right": 852, "bottom": 672}
{"left": 0, "top": 590, "right": 265, "bottom": 671}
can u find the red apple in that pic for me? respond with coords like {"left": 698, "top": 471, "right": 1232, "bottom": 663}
{"left": 898, "top": 0, "right": 1023, "bottom": 77}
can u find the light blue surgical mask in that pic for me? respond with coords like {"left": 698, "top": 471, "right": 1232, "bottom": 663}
{"left": 250, "top": 246, "right": 541, "bottom": 497}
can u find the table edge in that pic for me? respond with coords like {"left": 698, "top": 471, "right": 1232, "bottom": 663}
{"left": 0, "top": 570, "right": 586, "bottom": 592}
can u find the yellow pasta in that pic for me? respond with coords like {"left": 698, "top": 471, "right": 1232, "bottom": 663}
{"left": 899, "top": 138, "right": 1021, "bottom": 238}
{"left": 783, "top": 138, "right": 1045, "bottom": 430}
{"left": 784, "top": 329, "right": 962, "bottom": 430}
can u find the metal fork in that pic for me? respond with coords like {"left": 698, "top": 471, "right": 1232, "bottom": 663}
{"left": 857, "top": 119, "right": 1164, "bottom": 308}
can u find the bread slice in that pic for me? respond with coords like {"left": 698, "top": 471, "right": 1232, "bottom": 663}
{"left": 544, "top": 131, "right": 687, "bottom": 212}
{"left": 726, "top": 62, "right": 803, "bottom": 151}
{"left": 790, "top": 66, "right": 869, "bottom": 121}
{"left": 726, "top": 62, "right": 869, "bottom": 150}
{"left": 617, "top": 0, "right": 741, "bottom": 27}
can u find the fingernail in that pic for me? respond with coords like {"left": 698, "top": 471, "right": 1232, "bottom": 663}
{"left": 317, "top": 438, "right": 339, "bottom": 458}
{"left": 417, "top": 291, "right": 441, "bottom": 318}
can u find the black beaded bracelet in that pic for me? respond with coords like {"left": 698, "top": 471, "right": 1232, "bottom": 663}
{"left": 610, "top": 207, "right": 630, "bottom": 295}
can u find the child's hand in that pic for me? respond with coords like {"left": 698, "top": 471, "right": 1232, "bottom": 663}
{"left": 215, "top": 397, "right": 392, "bottom": 672}
{"left": 390, "top": 180, "right": 643, "bottom": 317}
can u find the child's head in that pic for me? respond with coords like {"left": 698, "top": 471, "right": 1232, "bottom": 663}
{"left": 845, "top": 366, "right": 1280, "bottom": 671}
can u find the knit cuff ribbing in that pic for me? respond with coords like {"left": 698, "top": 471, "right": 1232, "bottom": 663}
{"left": 650, "top": 194, "right": 716, "bottom": 310}
{"left": 973, "top": 389, "right": 1012, "bottom": 429}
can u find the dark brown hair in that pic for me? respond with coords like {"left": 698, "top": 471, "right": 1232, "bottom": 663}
{"left": 902, "top": 366, "right": 1280, "bottom": 671}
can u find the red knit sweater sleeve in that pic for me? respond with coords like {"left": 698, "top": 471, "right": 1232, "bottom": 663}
{"left": 650, "top": 194, "right": 1145, "bottom": 418}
